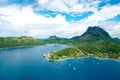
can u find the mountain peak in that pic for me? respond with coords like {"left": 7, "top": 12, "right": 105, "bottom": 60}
{"left": 87, "top": 26, "right": 100, "bottom": 31}
{"left": 80, "top": 26, "right": 112, "bottom": 41}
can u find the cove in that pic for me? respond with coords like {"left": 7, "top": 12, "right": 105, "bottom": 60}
{"left": 0, "top": 44, "right": 120, "bottom": 80}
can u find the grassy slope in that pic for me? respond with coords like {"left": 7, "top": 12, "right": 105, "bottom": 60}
{"left": 0, "top": 36, "right": 45, "bottom": 49}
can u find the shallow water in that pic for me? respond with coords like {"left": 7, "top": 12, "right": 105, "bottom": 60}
{"left": 0, "top": 44, "right": 120, "bottom": 80}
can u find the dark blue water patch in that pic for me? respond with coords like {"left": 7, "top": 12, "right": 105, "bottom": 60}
{"left": 0, "top": 45, "right": 120, "bottom": 80}
{"left": 63, "top": 58, "right": 120, "bottom": 80}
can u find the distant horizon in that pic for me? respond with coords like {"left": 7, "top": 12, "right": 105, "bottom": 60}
{"left": 0, "top": 0, "right": 120, "bottom": 38}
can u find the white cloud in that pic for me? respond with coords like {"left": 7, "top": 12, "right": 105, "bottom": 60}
{"left": 83, "top": 4, "right": 120, "bottom": 24}
{"left": 23, "top": 24, "right": 88, "bottom": 38}
{"left": 0, "top": 6, "right": 69, "bottom": 26}
{"left": 99, "top": 21, "right": 120, "bottom": 38}
{"left": 36, "top": 0, "right": 103, "bottom": 13}
{"left": 0, "top": 5, "right": 70, "bottom": 38}
{"left": 0, "top": 1, "right": 120, "bottom": 39}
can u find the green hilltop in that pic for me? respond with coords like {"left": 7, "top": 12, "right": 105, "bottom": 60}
{"left": 0, "top": 36, "right": 45, "bottom": 49}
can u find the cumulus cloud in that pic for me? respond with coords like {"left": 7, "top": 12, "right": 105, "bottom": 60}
{"left": 83, "top": 4, "right": 120, "bottom": 24}
{"left": 99, "top": 21, "right": 120, "bottom": 38}
{"left": 0, "top": 6, "right": 69, "bottom": 26}
{"left": 0, "top": 5, "right": 72, "bottom": 38}
{"left": 36, "top": 0, "right": 108, "bottom": 13}
{"left": 0, "top": 0, "right": 120, "bottom": 38}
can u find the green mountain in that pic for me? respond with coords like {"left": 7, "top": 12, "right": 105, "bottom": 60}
{"left": 47, "top": 26, "right": 120, "bottom": 60}
{"left": 0, "top": 36, "right": 45, "bottom": 49}
{"left": 79, "top": 26, "right": 112, "bottom": 41}
{"left": 44, "top": 26, "right": 114, "bottom": 45}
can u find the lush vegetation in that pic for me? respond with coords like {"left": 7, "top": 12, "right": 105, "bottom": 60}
{"left": 49, "top": 41, "right": 120, "bottom": 60}
{"left": 47, "top": 26, "right": 120, "bottom": 60}
{"left": 0, "top": 36, "right": 45, "bottom": 49}
{"left": 49, "top": 48, "right": 85, "bottom": 60}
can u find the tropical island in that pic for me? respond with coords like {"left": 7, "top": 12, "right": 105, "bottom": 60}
{"left": 0, "top": 26, "right": 120, "bottom": 60}
{"left": 44, "top": 26, "right": 120, "bottom": 60}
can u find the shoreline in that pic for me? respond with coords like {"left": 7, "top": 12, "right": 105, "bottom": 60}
{"left": 0, "top": 44, "right": 54, "bottom": 50}
{"left": 0, "top": 45, "right": 41, "bottom": 50}
{"left": 46, "top": 55, "right": 120, "bottom": 62}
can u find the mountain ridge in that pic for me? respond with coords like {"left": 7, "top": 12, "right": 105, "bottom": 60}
{"left": 44, "top": 26, "right": 118, "bottom": 44}
{"left": 0, "top": 26, "right": 120, "bottom": 50}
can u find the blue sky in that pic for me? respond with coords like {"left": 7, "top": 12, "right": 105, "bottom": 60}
{"left": 0, "top": 0, "right": 120, "bottom": 38}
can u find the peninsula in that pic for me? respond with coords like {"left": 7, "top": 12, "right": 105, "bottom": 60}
{"left": 45, "top": 26, "right": 120, "bottom": 60}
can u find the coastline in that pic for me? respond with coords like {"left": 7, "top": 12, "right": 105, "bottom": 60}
{"left": 45, "top": 54, "right": 120, "bottom": 62}
{"left": 0, "top": 45, "right": 40, "bottom": 50}
{"left": 0, "top": 43, "right": 71, "bottom": 51}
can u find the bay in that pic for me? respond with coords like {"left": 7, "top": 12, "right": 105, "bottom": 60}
{"left": 0, "top": 44, "right": 120, "bottom": 80}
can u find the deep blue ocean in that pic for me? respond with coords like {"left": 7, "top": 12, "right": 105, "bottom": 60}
{"left": 0, "top": 44, "right": 120, "bottom": 80}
